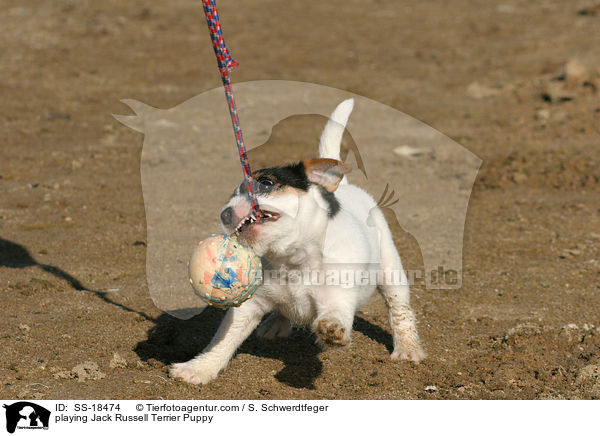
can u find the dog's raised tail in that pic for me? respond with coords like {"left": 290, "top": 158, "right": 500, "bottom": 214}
{"left": 319, "top": 98, "right": 354, "bottom": 162}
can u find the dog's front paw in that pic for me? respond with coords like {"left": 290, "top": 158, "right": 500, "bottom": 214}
{"left": 256, "top": 312, "right": 292, "bottom": 340}
{"left": 169, "top": 360, "right": 220, "bottom": 385}
{"left": 391, "top": 340, "right": 426, "bottom": 362}
{"left": 316, "top": 318, "right": 351, "bottom": 347}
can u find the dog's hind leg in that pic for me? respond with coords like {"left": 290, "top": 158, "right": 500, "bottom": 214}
{"left": 372, "top": 209, "right": 426, "bottom": 362}
{"left": 256, "top": 311, "right": 292, "bottom": 340}
{"left": 312, "top": 285, "right": 358, "bottom": 347}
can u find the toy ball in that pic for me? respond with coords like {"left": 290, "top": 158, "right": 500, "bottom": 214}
{"left": 188, "top": 234, "right": 263, "bottom": 309}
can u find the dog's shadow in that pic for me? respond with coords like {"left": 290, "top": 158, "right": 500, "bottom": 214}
{"left": 1, "top": 237, "right": 394, "bottom": 390}
{"left": 134, "top": 308, "right": 393, "bottom": 390}
{"left": 0, "top": 237, "right": 154, "bottom": 321}
{"left": 134, "top": 308, "right": 323, "bottom": 389}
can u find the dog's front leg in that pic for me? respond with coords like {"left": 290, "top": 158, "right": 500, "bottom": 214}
{"left": 170, "top": 298, "right": 270, "bottom": 384}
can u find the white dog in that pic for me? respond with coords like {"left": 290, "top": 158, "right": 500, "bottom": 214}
{"left": 170, "top": 99, "right": 425, "bottom": 384}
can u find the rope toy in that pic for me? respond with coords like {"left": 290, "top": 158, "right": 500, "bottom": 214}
{"left": 201, "top": 0, "right": 262, "bottom": 218}
{"left": 189, "top": 1, "right": 263, "bottom": 309}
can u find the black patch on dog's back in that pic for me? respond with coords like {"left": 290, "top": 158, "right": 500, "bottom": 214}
{"left": 318, "top": 186, "right": 341, "bottom": 218}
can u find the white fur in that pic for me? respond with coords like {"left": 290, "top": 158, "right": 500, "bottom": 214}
{"left": 318, "top": 98, "right": 353, "bottom": 186}
{"left": 170, "top": 100, "right": 425, "bottom": 384}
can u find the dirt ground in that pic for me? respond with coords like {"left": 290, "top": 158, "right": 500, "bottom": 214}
{"left": 1, "top": 0, "right": 599, "bottom": 400}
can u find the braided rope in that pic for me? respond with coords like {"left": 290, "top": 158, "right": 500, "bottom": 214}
{"left": 201, "top": 0, "right": 261, "bottom": 217}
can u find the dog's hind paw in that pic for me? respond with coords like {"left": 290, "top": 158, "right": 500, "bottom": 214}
{"left": 256, "top": 312, "right": 292, "bottom": 340}
{"left": 169, "top": 360, "right": 219, "bottom": 385}
{"left": 316, "top": 318, "right": 351, "bottom": 347}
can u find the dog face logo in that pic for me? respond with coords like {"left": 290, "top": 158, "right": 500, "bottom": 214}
{"left": 115, "top": 80, "right": 481, "bottom": 319}
{"left": 3, "top": 402, "right": 50, "bottom": 434}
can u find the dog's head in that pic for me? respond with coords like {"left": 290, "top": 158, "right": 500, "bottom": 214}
{"left": 219, "top": 158, "right": 351, "bottom": 257}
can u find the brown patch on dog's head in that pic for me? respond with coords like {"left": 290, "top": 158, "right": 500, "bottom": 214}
{"left": 303, "top": 158, "right": 351, "bottom": 192}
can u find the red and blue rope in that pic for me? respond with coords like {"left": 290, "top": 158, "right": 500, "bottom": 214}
{"left": 201, "top": 0, "right": 261, "bottom": 217}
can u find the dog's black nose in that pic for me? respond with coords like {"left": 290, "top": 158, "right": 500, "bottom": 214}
{"left": 220, "top": 207, "right": 233, "bottom": 225}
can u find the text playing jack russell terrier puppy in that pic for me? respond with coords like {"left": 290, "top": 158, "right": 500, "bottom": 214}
{"left": 170, "top": 99, "right": 426, "bottom": 384}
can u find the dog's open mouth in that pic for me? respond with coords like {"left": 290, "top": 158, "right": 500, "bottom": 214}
{"left": 234, "top": 210, "right": 281, "bottom": 234}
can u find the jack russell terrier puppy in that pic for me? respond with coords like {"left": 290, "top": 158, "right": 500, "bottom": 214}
{"left": 170, "top": 99, "right": 425, "bottom": 384}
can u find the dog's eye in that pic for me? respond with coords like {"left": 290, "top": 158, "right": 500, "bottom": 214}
{"left": 258, "top": 178, "right": 274, "bottom": 187}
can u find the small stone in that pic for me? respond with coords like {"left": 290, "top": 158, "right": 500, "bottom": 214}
{"left": 393, "top": 145, "right": 428, "bottom": 159}
{"left": 559, "top": 324, "right": 583, "bottom": 342}
{"left": 71, "top": 361, "right": 106, "bottom": 382}
{"left": 18, "top": 324, "right": 30, "bottom": 332}
{"left": 102, "top": 124, "right": 115, "bottom": 133}
{"left": 496, "top": 4, "right": 516, "bottom": 13}
{"left": 109, "top": 352, "right": 127, "bottom": 369}
{"left": 535, "top": 109, "right": 550, "bottom": 120}
{"left": 565, "top": 59, "right": 589, "bottom": 89}
{"left": 467, "top": 81, "right": 500, "bottom": 99}
{"left": 424, "top": 385, "right": 438, "bottom": 393}
{"left": 506, "top": 323, "right": 541, "bottom": 338}
{"left": 576, "top": 364, "right": 600, "bottom": 397}
{"left": 560, "top": 248, "right": 581, "bottom": 258}
{"left": 541, "top": 81, "right": 575, "bottom": 103}
{"left": 512, "top": 173, "right": 528, "bottom": 184}
{"left": 577, "top": 365, "right": 600, "bottom": 381}
{"left": 52, "top": 370, "right": 72, "bottom": 380}
{"left": 17, "top": 389, "right": 45, "bottom": 400}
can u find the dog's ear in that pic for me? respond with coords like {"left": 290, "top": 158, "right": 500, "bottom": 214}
{"left": 303, "top": 158, "right": 351, "bottom": 192}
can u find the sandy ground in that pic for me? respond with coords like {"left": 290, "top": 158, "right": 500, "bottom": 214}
{"left": 1, "top": 0, "right": 599, "bottom": 400}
